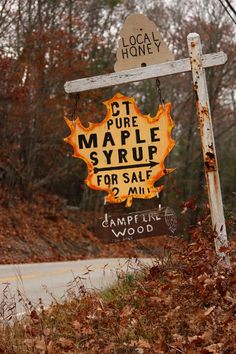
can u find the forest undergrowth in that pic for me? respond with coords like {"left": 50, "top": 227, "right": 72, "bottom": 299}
{"left": 0, "top": 210, "right": 235, "bottom": 353}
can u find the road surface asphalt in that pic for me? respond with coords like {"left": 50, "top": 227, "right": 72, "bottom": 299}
{"left": 0, "top": 258, "right": 153, "bottom": 318}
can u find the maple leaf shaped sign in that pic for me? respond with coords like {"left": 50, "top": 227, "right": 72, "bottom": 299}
{"left": 65, "top": 93, "right": 175, "bottom": 207}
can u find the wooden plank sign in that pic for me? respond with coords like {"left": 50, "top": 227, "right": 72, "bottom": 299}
{"left": 65, "top": 52, "right": 227, "bottom": 93}
{"left": 114, "top": 13, "right": 174, "bottom": 72}
{"left": 64, "top": 93, "right": 175, "bottom": 207}
{"left": 97, "top": 207, "right": 177, "bottom": 243}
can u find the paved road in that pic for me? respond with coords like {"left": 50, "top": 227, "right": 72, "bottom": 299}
{"left": 0, "top": 258, "right": 152, "bottom": 318}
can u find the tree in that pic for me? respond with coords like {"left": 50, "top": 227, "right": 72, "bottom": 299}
{"left": 0, "top": 0, "right": 235, "bottom": 221}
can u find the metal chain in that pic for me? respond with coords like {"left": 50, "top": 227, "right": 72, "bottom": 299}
{"left": 156, "top": 78, "right": 165, "bottom": 107}
{"left": 72, "top": 93, "right": 80, "bottom": 121}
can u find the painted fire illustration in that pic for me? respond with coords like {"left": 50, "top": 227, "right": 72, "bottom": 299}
{"left": 64, "top": 93, "right": 175, "bottom": 207}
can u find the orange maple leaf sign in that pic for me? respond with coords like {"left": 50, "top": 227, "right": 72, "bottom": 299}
{"left": 65, "top": 93, "right": 175, "bottom": 207}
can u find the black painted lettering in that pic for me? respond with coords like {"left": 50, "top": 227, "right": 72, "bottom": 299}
{"left": 121, "top": 130, "right": 130, "bottom": 145}
{"left": 135, "top": 129, "right": 146, "bottom": 143}
{"left": 112, "top": 187, "right": 119, "bottom": 198}
{"left": 103, "top": 150, "right": 113, "bottom": 164}
{"left": 152, "top": 31, "right": 158, "bottom": 41}
{"left": 103, "top": 132, "right": 115, "bottom": 147}
{"left": 130, "top": 46, "right": 138, "bottom": 57}
{"left": 90, "top": 151, "right": 98, "bottom": 166}
{"left": 122, "top": 37, "right": 129, "bottom": 47}
{"left": 129, "top": 35, "right": 136, "bottom": 45}
{"left": 150, "top": 127, "right": 160, "bottom": 142}
{"left": 122, "top": 101, "right": 131, "bottom": 115}
{"left": 148, "top": 145, "right": 158, "bottom": 160}
{"left": 137, "top": 33, "right": 143, "bottom": 44}
{"left": 147, "top": 43, "right": 153, "bottom": 54}
{"left": 123, "top": 117, "right": 130, "bottom": 127}
{"left": 146, "top": 170, "right": 152, "bottom": 179}
{"left": 97, "top": 175, "right": 102, "bottom": 186}
{"left": 121, "top": 47, "right": 129, "bottom": 59}
{"left": 111, "top": 174, "right": 118, "bottom": 184}
{"left": 107, "top": 119, "right": 113, "bottom": 130}
{"left": 138, "top": 44, "right": 146, "bottom": 56}
{"left": 154, "top": 40, "right": 161, "bottom": 52}
{"left": 144, "top": 33, "right": 150, "bottom": 43}
{"left": 111, "top": 101, "right": 120, "bottom": 116}
{"left": 132, "top": 116, "right": 138, "bottom": 127}
{"left": 137, "top": 171, "right": 145, "bottom": 182}
{"left": 78, "top": 134, "right": 97, "bottom": 149}
{"left": 132, "top": 147, "right": 143, "bottom": 161}
{"left": 115, "top": 117, "right": 122, "bottom": 129}
{"left": 104, "top": 175, "right": 111, "bottom": 185}
{"left": 123, "top": 172, "right": 129, "bottom": 183}
{"left": 118, "top": 149, "right": 128, "bottom": 163}
{"left": 131, "top": 173, "right": 138, "bottom": 183}
{"left": 128, "top": 186, "right": 138, "bottom": 194}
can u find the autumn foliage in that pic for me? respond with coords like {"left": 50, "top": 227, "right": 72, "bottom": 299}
{"left": 0, "top": 0, "right": 235, "bottom": 213}
{"left": 0, "top": 226, "right": 235, "bottom": 353}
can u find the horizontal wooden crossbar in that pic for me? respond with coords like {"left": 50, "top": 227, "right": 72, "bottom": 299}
{"left": 64, "top": 51, "right": 227, "bottom": 93}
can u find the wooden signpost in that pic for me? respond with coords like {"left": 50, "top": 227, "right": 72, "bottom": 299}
{"left": 64, "top": 14, "right": 229, "bottom": 265}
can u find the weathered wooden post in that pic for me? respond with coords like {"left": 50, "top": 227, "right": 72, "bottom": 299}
{"left": 187, "top": 33, "right": 230, "bottom": 266}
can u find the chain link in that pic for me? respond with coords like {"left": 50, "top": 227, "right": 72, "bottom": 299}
{"left": 72, "top": 93, "right": 80, "bottom": 121}
{"left": 156, "top": 78, "right": 165, "bottom": 107}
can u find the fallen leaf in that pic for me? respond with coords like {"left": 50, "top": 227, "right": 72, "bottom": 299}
{"left": 81, "top": 326, "right": 94, "bottom": 335}
{"left": 72, "top": 320, "right": 82, "bottom": 330}
{"left": 137, "top": 338, "right": 151, "bottom": 349}
{"left": 147, "top": 296, "right": 161, "bottom": 306}
{"left": 130, "top": 339, "right": 151, "bottom": 349}
{"left": 224, "top": 291, "right": 235, "bottom": 304}
{"left": 47, "top": 340, "right": 57, "bottom": 354}
{"left": 30, "top": 309, "right": 39, "bottom": 322}
{"left": 188, "top": 335, "right": 204, "bottom": 345}
{"left": 204, "top": 343, "right": 223, "bottom": 353}
{"left": 43, "top": 328, "right": 51, "bottom": 336}
{"left": 204, "top": 305, "right": 215, "bottom": 316}
{"left": 136, "top": 349, "right": 144, "bottom": 354}
{"left": 35, "top": 337, "right": 46, "bottom": 351}
{"left": 149, "top": 265, "right": 161, "bottom": 277}
{"left": 120, "top": 305, "right": 134, "bottom": 318}
{"left": 23, "top": 339, "right": 34, "bottom": 348}
{"left": 58, "top": 337, "right": 74, "bottom": 350}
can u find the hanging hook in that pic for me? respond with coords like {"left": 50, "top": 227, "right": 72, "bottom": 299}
{"left": 156, "top": 78, "right": 165, "bottom": 110}
{"left": 156, "top": 190, "right": 161, "bottom": 209}
{"left": 104, "top": 198, "right": 108, "bottom": 223}
{"left": 72, "top": 93, "right": 80, "bottom": 121}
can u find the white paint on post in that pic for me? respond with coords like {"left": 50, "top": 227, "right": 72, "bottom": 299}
{"left": 187, "top": 33, "right": 230, "bottom": 265}
{"left": 64, "top": 52, "right": 227, "bottom": 93}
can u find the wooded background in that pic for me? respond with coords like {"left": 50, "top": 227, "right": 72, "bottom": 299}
{"left": 0, "top": 0, "right": 235, "bottom": 225}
